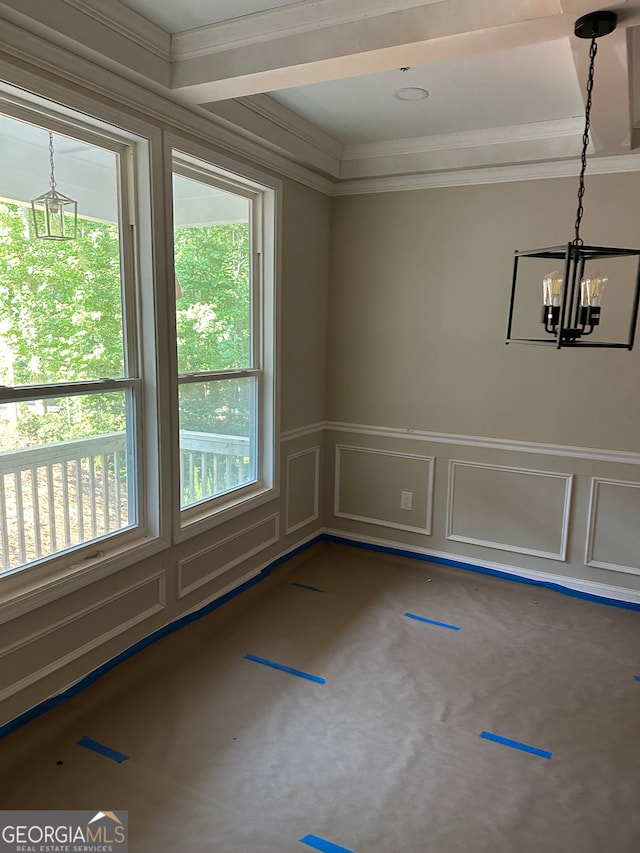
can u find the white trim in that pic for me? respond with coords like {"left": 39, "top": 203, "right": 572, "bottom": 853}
{"left": 0, "top": 19, "right": 333, "bottom": 196}
{"left": 286, "top": 446, "right": 321, "bottom": 535}
{"left": 0, "top": 537, "right": 169, "bottom": 622}
{"left": 333, "top": 153, "right": 640, "bottom": 196}
{"left": 236, "top": 95, "right": 344, "bottom": 164}
{"left": 334, "top": 445, "right": 434, "bottom": 536}
{"left": 172, "top": 0, "right": 439, "bottom": 59}
{"left": 167, "top": 139, "right": 281, "bottom": 541}
{"left": 281, "top": 421, "right": 327, "bottom": 442}
{"left": 180, "top": 529, "right": 322, "bottom": 621}
{"left": 585, "top": 478, "right": 640, "bottom": 576}
{"left": 326, "top": 421, "right": 640, "bottom": 465}
{"left": 342, "top": 118, "right": 585, "bottom": 161}
{"left": 177, "top": 513, "right": 279, "bottom": 599}
{"left": 0, "top": 570, "right": 166, "bottom": 703}
{"left": 446, "top": 460, "right": 573, "bottom": 562}
{"left": 323, "top": 528, "right": 640, "bottom": 606}
{"left": 64, "top": 0, "right": 171, "bottom": 61}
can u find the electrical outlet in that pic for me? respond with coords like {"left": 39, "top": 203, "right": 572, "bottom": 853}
{"left": 400, "top": 490, "right": 413, "bottom": 510}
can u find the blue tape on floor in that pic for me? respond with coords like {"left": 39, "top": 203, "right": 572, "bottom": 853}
{"left": 405, "top": 612, "right": 460, "bottom": 631}
{"left": 244, "top": 654, "right": 326, "bottom": 684}
{"left": 291, "top": 582, "right": 324, "bottom": 592}
{"left": 299, "top": 835, "right": 355, "bottom": 853}
{"left": 0, "top": 537, "right": 329, "bottom": 743}
{"left": 480, "top": 730, "right": 552, "bottom": 759}
{"left": 77, "top": 736, "right": 129, "bottom": 763}
{"left": 323, "top": 534, "right": 640, "bottom": 612}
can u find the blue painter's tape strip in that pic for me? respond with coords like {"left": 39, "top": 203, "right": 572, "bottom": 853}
{"left": 322, "top": 534, "right": 640, "bottom": 612}
{"left": 634, "top": 675, "right": 640, "bottom": 682}
{"left": 405, "top": 612, "right": 460, "bottom": 631}
{"left": 0, "top": 536, "right": 327, "bottom": 743}
{"left": 299, "top": 835, "right": 355, "bottom": 853}
{"left": 480, "top": 730, "right": 552, "bottom": 760}
{"left": 77, "top": 736, "right": 129, "bottom": 763}
{"left": 244, "top": 654, "right": 326, "bottom": 684}
{"left": 291, "top": 582, "right": 324, "bottom": 592}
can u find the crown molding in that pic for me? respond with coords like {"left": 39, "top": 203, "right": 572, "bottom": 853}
{"left": 63, "top": 0, "right": 171, "bottom": 61}
{"left": 333, "top": 152, "right": 640, "bottom": 195}
{"left": 172, "top": 0, "right": 439, "bottom": 60}
{"left": 342, "top": 117, "right": 586, "bottom": 161}
{"left": 0, "top": 16, "right": 334, "bottom": 196}
{"left": 238, "top": 95, "right": 344, "bottom": 164}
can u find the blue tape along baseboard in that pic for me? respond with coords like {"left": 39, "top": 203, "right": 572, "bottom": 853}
{"left": 0, "top": 536, "right": 323, "bottom": 741}
{"left": 323, "top": 534, "right": 640, "bottom": 612}
{"left": 2, "top": 529, "right": 638, "bottom": 742}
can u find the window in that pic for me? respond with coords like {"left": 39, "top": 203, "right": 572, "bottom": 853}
{"left": 0, "top": 107, "right": 142, "bottom": 573}
{"left": 171, "top": 153, "right": 277, "bottom": 522}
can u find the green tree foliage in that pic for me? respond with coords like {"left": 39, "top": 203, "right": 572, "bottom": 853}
{"left": 174, "top": 222, "right": 250, "bottom": 373}
{"left": 175, "top": 222, "right": 251, "bottom": 436}
{"left": 0, "top": 203, "right": 251, "bottom": 444}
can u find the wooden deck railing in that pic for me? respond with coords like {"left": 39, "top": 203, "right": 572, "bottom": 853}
{"left": 0, "top": 430, "right": 251, "bottom": 572}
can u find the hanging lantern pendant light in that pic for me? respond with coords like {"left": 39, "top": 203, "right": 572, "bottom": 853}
{"left": 31, "top": 131, "right": 78, "bottom": 241}
{"left": 506, "top": 11, "right": 640, "bottom": 350}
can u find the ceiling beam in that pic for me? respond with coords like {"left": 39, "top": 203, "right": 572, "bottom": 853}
{"left": 170, "top": 0, "right": 569, "bottom": 103}
{"left": 568, "top": 13, "right": 640, "bottom": 155}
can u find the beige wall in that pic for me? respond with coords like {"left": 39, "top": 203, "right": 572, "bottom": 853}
{"left": 281, "top": 179, "right": 330, "bottom": 432}
{"left": 0, "top": 50, "right": 330, "bottom": 728}
{"left": 329, "top": 176, "right": 640, "bottom": 450}
{"left": 2, "top": 13, "right": 640, "bottom": 733}
{"left": 327, "top": 176, "right": 640, "bottom": 595}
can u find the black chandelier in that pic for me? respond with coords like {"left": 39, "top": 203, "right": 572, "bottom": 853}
{"left": 505, "top": 10, "right": 640, "bottom": 350}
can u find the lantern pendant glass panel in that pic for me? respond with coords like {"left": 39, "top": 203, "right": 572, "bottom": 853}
{"left": 30, "top": 132, "right": 78, "bottom": 241}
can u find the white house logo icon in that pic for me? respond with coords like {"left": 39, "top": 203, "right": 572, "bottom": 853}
{"left": 88, "top": 812, "right": 123, "bottom": 826}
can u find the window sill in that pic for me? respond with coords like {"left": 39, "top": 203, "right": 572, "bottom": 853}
{"left": 177, "top": 482, "right": 279, "bottom": 543}
{"left": 0, "top": 535, "right": 170, "bottom": 622}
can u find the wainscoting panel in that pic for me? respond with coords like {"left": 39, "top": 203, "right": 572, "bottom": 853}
{"left": 335, "top": 445, "right": 434, "bottom": 535}
{"left": 447, "top": 461, "right": 573, "bottom": 560}
{"left": 0, "top": 571, "right": 166, "bottom": 702}
{"left": 178, "top": 513, "right": 279, "bottom": 598}
{"left": 286, "top": 446, "right": 320, "bottom": 534}
{"left": 586, "top": 478, "right": 640, "bottom": 575}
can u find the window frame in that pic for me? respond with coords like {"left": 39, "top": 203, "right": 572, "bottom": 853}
{"left": 168, "top": 143, "right": 280, "bottom": 539}
{"left": 0, "top": 90, "right": 166, "bottom": 588}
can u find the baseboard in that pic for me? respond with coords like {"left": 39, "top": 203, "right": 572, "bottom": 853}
{"left": 322, "top": 528, "right": 640, "bottom": 610}
{"left": 3, "top": 525, "right": 638, "bottom": 741}
{"left": 0, "top": 532, "right": 323, "bottom": 741}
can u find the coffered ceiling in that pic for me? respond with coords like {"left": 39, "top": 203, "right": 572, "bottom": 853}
{"left": 2, "top": 0, "right": 640, "bottom": 192}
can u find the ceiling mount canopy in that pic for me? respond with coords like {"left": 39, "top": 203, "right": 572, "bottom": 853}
{"left": 505, "top": 10, "right": 640, "bottom": 350}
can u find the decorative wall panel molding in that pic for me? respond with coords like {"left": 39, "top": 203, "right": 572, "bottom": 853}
{"left": 446, "top": 461, "right": 573, "bottom": 561}
{"left": 0, "top": 570, "right": 166, "bottom": 702}
{"left": 334, "top": 445, "right": 434, "bottom": 535}
{"left": 286, "top": 447, "right": 320, "bottom": 535}
{"left": 178, "top": 513, "right": 279, "bottom": 598}
{"left": 585, "top": 478, "right": 640, "bottom": 576}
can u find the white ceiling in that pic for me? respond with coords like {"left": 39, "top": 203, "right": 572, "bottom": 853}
{"left": 3, "top": 0, "right": 640, "bottom": 191}
{"left": 119, "top": 0, "right": 305, "bottom": 32}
